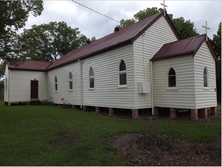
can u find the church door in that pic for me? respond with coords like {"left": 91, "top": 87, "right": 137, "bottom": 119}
{"left": 31, "top": 80, "right": 38, "bottom": 99}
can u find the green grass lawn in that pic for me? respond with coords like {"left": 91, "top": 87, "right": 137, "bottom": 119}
{"left": 0, "top": 100, "right": 221, "bottom": 165}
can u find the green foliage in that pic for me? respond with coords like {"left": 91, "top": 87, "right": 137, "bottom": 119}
{"left": 134, "top": 7, "right": 163, "bottom": 21}
{"left": 119, "top": 18, "right": 136, "bottom": 29}
{"left": 0, "top": 30, "right": 25, "bottom": 64}
{"left": 0, "top": 0, "right": 43, "bottom": 32}
{"left": 0, "top": 102, "right": 220, "bottom": 165}
{"left": 211, "top": 22, "right": 221, "bottom": 102}
{"left": 118, "top": 7, "right": 198, "bottom": 39}
{"left": 0, "top": 0, "right": 43, "bottom": 62}
{"left": 171, "top": 17, "right": 198, "bottom": 39}
{"left": 19, "top": 21, "right": 90, "bottom": 61}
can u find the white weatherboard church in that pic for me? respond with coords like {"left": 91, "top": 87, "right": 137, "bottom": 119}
{"left": 4, "top": 11, "right": 218, "bottom": 120}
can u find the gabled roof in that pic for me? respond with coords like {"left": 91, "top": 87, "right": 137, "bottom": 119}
{"left": 48, "top": 11, "right": 180, "bottom": 70}
{"left": 8, "top": 60, "right": 52, "bottom": 71}
{"left": 7, "top": 11, "right": 180, "bottom": 71}
{"left": 150, "top": 34, "right": 217, "bottom": 61}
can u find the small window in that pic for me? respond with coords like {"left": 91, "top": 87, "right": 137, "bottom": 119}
{"left": 168, "top": 68, "right": 176, "bottom": 87}
{"left": 89, "top": 67, "right": 94, "bottom": 88}
{"left": 5, "top": 78, "right": 7, "bottom": 91}
{"left": 203, "top": 67, "right": 208, "bottom": 87}
{"left": 119, "top": 60, "right": 127, "bottom": 85}
{"left": 69, "top": 72, "right": 73, "bottom": 90}
{"left": 55, "top": 76, "right": 58, "bottom": 91}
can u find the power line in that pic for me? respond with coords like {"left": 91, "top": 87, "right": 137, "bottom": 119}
{"left": 70, "top": 0, "right": 120, "bottom": 23}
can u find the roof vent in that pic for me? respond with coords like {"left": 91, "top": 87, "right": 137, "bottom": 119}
{"left": 86, "top": 39, "right": 90, "bottom": 44}
{"left": 114, "top": 26, "right": 120, "bottom": 32}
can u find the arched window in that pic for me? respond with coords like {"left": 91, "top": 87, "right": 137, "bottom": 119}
{"left": 55, "top": 76, "right": 58, "bottom": 91}
{"left": 168, "top": 68, "right": 176, "bottom": 87}
{"left": 69, "top": 72, "right": 73, "bottom": 90}
{"left": 89, "top": 67, "right": 94, "bottom": 88}
{"left": 203, "top": 67, "right": 208, "bottom": 87}
{"left": 119, "top": 60, "right": 127, "bottom": 85}
{"left": 5, "top": 78, "right": 7, "bottom": 91}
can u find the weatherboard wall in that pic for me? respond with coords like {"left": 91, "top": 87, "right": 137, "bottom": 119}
{"left": 133, "top": 16, "right": 178, "bottom": 109}
{"left": 47, "top": 44, "right": 135, "bottom": 109}
{"left": 7, "top": 69, "right": 48, "bottom": 102}
{"left": 82, "top": 44, "right": 135, "bottom": 109}
{"left": 152, "top": 55, "right": 196, "bottom": 109}
{"left": 47, "top": 62, "right": 81, "bottom": 105}
{"left": 4, "top": 65, "right": 9, "bottom": 102}
{"left": 194, "top": 42, "right": 217, "bottom": 109}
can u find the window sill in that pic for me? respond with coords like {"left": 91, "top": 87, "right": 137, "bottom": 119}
{"left": 88, "top": 88, "right": 95, "bottom": 91}
{"left": 118, "top": 85, "right": 127, "bottom": 89}
{"left": 69, "top": 90, "right": 73, "bottom": 92}
{"left": 203, "top": 87, "right": 210, "bottom": 90}
{"left": 166, "top": 87, "right": 178, "bottom": 91}
{"left": 54, "top": 91, "right": 58, "bottom": 93}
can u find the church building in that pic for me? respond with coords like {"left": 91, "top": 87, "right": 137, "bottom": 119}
{"left": 4, "top": 11, "right": 218, "bottom": 120}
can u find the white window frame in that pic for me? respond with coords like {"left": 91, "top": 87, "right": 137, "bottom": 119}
{"left": 55, "top": 76, "right": 58, "bottom": 92}
{"left": 118, "top": 59, "right": 127, "bottom": 88}
{"left": 69, "top": 72, "right": 73, "bottom": 90}
{"left": 203, "top": 66, "right": 208, "bottom": 88}
{"left": 5, "top": 78, "right": 7, "bottom": 91}
{"left": 89, "top": 67, "right": 94, "bottom": 89}
{"left": 167, "top": 67, "right": 177, "bottom": 89}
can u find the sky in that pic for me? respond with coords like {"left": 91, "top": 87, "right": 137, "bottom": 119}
{"left": 22, "top": 0, "right": 222, "bottom": 40}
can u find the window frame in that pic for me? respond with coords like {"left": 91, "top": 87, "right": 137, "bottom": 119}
{"left": 203, "top": 67, "right": 208, "bottom": 87}
{"left": 89, "top": 67, "right": 94, "bottom": 89}
{"left": 118, "top": 59, "right": 127, "bottom": 87}
{"left": 168, "top": 68, "right": 176, "bottom": 88}
{"left": 69, "top": 72, "right": 73, "bottom": 90}
{"left": 55, "top": 76, "right": 58, "bottom": 92}
{"left": 5, "top": 78, "right": 7, "bottom": 91}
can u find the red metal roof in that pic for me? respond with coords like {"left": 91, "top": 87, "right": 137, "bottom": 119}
{"left": 8, "top": 11, "right": 181, "bottom": 71}
{"left": 151, "top": 34, "right": 217, "bottom": 61}
{"left": 48, "top": 11, "right": 180, "bottom": 70}
{"left": 8, "top": 60, "right": 52, "bottom": 71}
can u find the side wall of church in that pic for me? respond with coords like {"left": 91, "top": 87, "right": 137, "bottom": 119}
{"left": 194, "top": 42, "right": 217, "bottom": 109}
{"left": 133, "top": 16, "right": 178, "bottom": 109}
{"left": 47, "top": 44, "right": 135, "bottom": 109}
{"left": 7, "top": 70, "right": 48, "bottom": 102}
{"left": 4, "top": 65, "right": 9, "bottom": 102}
{"left": 152, "top": 55, "right": 196, "bottom": 109}
{"left": 47, "top": 62, "right": 81, "bottom": 105}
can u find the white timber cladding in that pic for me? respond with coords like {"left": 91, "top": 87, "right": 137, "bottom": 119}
{"left": 194, "top": 42, "right": 217, "bottom": 109}
{"left": 133, "top": 16, "right": 178, "bottom": 109}
{"left": 47, "top": 44, "right": 134, "bottom": 108}
{"left": 152, "top": 55, "right": 195, "bottom": 109}
{"left": 8, "top": 70, "right": 48, "bottom": 102}
{"left": 82, "top": 44, "right": 135, "bottom": 109}
{"left": 47, "top": 62, "right": 81, "bottom": 105}
{"left": 4, "top": 65, "right": 9, "bottom": 102}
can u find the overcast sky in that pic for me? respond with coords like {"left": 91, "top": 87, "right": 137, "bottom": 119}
{"left": 24, "top": 0, "right": 221, "bottom": 40}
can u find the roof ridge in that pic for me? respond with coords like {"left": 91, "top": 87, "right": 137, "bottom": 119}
{"left": 48, "top": 11, "right": 165, "bottom": 70}
{"left": 181, "top": 38, "right": 193, "bottom": 54}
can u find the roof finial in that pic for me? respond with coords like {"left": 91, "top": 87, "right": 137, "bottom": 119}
{"left": 202, "top": 21, "right": 210, "bottom": 41}
{"left": 161, "top": 0, "right": 167, "bottom": 16}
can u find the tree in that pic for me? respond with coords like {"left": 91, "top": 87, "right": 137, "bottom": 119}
{"left": 0, "top": 0, "right": 43, "bottom": 62}
{"left": 19, "top": 21, "right": 92, "bottom": 61}
{"left": 211, "top": 22, "right": 221, "bottom": 102}
{"left": 118, "top": 7, "right": 198, "bottom": 39}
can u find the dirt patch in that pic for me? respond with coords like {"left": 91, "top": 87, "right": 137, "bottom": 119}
{"left": 50, "top": 131, "right": 80, "bottom": 147}
{"left": 108, "top": 133, "right": 221, "bottom": 166}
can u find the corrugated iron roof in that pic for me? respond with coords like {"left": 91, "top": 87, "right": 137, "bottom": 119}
{"left": 8, "top": 11, "right": 181, "bottom": 71}
{"left": 8, "top": 60, "right": 52, "bottom": 71}
{"left": 151, "top": 34, "right": 217, "bottom": 61}
{"left": 48, "top": 11, "right": 180, "bottom": 70}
